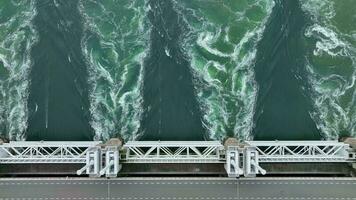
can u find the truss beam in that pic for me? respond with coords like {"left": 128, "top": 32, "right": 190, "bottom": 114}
{"left": 123, "top": 141, "right": 224, "bottom": 163}
{"left": 0, "top": 141, "right": 101, "bottom": 164}
{"left": 245, "top": 141, "right": 350, "bottom": 163}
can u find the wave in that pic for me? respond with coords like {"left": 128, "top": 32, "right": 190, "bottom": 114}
{"left": 79, "top": 0, "right": 149, "bottom": 141}
{"left": 0, "top": 0, "right": 38, "bottom": 140}
{"left": 300, "top": 0, "right": 356, "bottom": 139}
{"left": 171, "top": 0, "right": 275, "bottom": 140}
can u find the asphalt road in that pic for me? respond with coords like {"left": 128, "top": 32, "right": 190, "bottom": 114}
{"left": 0, "top": 177, "right": 355, "bottom": 200}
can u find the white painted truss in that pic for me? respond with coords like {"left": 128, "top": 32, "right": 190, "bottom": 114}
{"left": 0, "top": 141, "right": 101, "bottom": 164}
{"left": 1, "top": 139, "right": 354, "bottom": 177}
{"left": 245, "top": 141, "right": 350, "bottom": 162}
{"left": 123, "top": 141, "right": 224, "bottom": 163}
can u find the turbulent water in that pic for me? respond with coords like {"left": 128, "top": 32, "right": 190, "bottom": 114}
{"left": 0, "top": 0, "right": 354, "bottom": 141}
{"left": 300, "top": 0, "right": 356, "bottom": 139}
{"left": 0, "top": 0, "right": 37, "bottom": 140}
{"left": 172, "top": 0, "right": 275, "bottom": 140}
{"left": 80, "top": 0, "right": 148, "bottom": 141}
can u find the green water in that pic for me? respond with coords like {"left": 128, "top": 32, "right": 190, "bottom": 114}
{"left": 253, "top": 0, "right": 321, "bottom": 140}
{"left": 172, "top": 0, "right": 275, "bottom": 140}
{"left": 301, "top": 0, "right": 356, "bottom": 139}
{"left": 80, "top": 0, "right": 148, "bottom": 141}
{"left": 0, "top": 0, "right": 37, "bottom": 140}
{"left": 0, "top": 0, "right": 354, "bottom": 141}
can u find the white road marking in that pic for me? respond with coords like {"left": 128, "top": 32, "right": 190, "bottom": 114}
{"left": 0, "top": 198, "right": 355, "bottom": 200}
{"left": 9, "top": 180, "right": 355, "bottom": 186}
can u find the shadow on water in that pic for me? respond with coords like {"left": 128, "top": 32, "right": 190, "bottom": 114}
{"left": 139, "top": 0, "right": 206, "bottom": 141}
{"left": 26, "top": 0, "right": 94, "bottom": 141}
{"left": 252, "top": 0, "right": 321, "bottom": 140}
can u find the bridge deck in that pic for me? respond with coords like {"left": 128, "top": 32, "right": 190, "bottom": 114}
{"left": 0, "top": 177, "right": 355, "bottom": 200}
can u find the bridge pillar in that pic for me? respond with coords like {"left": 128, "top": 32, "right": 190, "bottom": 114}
{"left": 85, "top": 146, "right": 102, "bottom": 177}
{"left": 225, "top": 146, "right": 243, "bottom": 177}
{"left": 243, "top": 146, "right": 266, "bottom": 177}
{"left": 101, "top": 146, "right": 121, "bottom": 177}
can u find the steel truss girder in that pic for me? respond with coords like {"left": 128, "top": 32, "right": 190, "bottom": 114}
{"left": 0, "top": 141, "right": 101, "bottom": 164}
{"left": 245, "top": 141, "right": 350, "bottom": 163}
{"left": 123, "top": 141, "right": 224, "bottom": 163}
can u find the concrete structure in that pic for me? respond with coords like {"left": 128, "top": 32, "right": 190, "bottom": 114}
{"left": 100, "top": 146, "right": 121, "bottom": 177}
{"left": 76, "top": 146, "right": 101, "bottom": 177}
{"left": 243, "top": 146, "right": 266, "bottom": 177}
{"left": 225, "top": 146, "right": 242, "bottom": 177}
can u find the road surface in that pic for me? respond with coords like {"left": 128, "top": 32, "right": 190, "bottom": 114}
{"left": 0, "top": 177, "right": 355, "bottom": 200}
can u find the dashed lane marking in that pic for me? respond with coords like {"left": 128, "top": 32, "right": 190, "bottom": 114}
{"left": 0, "top": 198, "right": 355, "bottom": 200}
{"left": 0, "top": 181, "right": 238, "bottom": 186}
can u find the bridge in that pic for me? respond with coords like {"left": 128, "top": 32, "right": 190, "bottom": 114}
{"left": 0, "top": 138, "right": 355, "bottom": 177}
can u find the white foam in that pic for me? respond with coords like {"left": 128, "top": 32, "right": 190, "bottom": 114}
{"left": 54, "top": 0, "right": 59, "bottom": 8}
{"left": 197, "top": 31, "right": 231, "bottom": 58}
{"left": 79, "top": 0, "right": 149, "bottom": 141}
{"left": 305, "top": 24, "right": 347, "bottom": 57}
{"left": 164, "top": 46, "right": 171, "bottom": 57}
{"left": 172, "top": 0, "right": 275, "bottom": 140}
{"left": 301, "top": 0, "right": 356, "bottom": 139}
{"left": 0, "top": 0, "right": 38, "bottom": 140}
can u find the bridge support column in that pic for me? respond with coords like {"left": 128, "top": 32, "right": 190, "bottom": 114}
{"left": 100, "top": 146, "right": 121, "bottom": 177}
{"left": 85, "top": 146, "right": 101, "bottom": 177}
{"left": 225, "top": 146, "right": 243, "bottom": 177}
{"left": 243, "top": 146, "right": 266, "bottom": 177}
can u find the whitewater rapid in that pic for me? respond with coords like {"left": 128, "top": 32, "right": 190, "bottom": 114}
{"left": 1, "top": 0, "right": 354, "bottom": 141}
{"left": 0, "top": 0, "right": 38, "bottom": 140}
{"left": 80, "top": 0, "right": 149, "bottom": 141}
{"left": 300, "top": 0, "right": 356, "bottom": 139}
{"left": 172, "top": 0, "right": 275, "bottom": 140}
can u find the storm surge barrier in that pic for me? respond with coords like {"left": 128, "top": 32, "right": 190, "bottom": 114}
{"left": 0, "top": 139, "right": 355, "bottom": 177}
